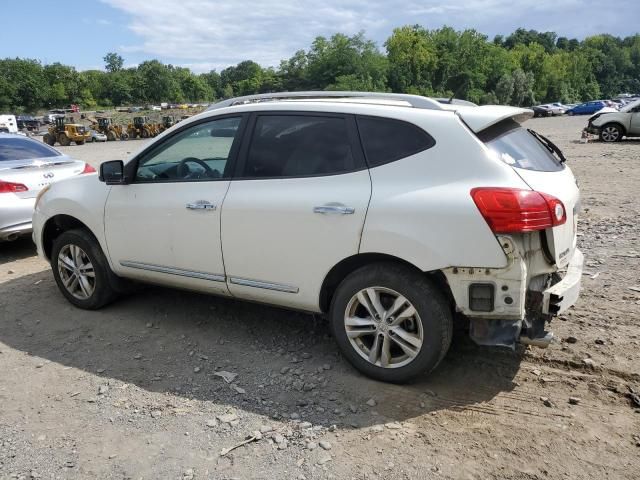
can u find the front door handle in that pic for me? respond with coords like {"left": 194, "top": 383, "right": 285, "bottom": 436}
{"left": 186, "top": 201, "right": 216, "bottom": 210}
{"left": 313, "top": 205, "right": 355, "bottom": 215}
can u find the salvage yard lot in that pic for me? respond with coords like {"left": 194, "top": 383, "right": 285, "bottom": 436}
{"left": 1, "top": 115, "right": 639, "bottom": 479}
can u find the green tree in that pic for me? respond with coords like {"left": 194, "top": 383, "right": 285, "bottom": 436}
{"left": 103, "top": 52, "right": 124, "bottom": 73}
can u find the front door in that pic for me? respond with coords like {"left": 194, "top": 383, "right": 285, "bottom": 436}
{"left": 221, "top": 113, "right": 371, "bottom": 311}
{"left": 104, "top": 115, "right": 245, "bottom": 294}
{"left": 630, "top": 108, "right": 640, "bottom": 134}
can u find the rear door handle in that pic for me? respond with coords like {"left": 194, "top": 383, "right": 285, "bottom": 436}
{"left": 186, "top": 201, "right": 216, "bottom": 210}
{"left": 313, "top": 205, "right": 355, "bottom": 215}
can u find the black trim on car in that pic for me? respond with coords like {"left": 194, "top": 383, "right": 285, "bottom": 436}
{"left": 354, "top": 114, "right": 436, "bottom": 168}
{"left": 231, "top": 111, "right": 368, "bottom": 181}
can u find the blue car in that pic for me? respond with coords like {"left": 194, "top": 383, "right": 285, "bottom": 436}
{"left": 566, "top": 101, "right": 608, "bottom": 115}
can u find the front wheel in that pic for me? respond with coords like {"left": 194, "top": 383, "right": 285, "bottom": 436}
{"left": 51, "top": 229, "right": 121, "bottom": 309}
{"left": 599, "top": 124, "right": 623, "bottom": 143}
{"left": 329, "top": 263, "right": 453, "bottom": 383}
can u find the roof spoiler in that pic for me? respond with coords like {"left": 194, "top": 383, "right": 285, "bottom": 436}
{"left": 455, "top": 106, "right": 534, "bottom": 133}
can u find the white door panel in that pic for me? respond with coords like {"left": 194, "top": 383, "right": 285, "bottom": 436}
{"left": 222, "top": 171, "right": 371, "bottom": 311}
{"left": 630, "top": 112, "right": 640, "bottom": 134}
{"left": 105, "top": 182, "right": 230, "bottom": 294}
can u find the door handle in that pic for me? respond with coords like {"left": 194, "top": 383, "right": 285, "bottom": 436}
{"left": 313, "top": 205, "right": 355, "bottom": 215}
{"left": 186, "top": 201, "right": 216, "bottom": 210}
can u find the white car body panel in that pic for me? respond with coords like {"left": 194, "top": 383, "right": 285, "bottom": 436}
{"left": 104, "top": 181, "right": 232, "bottom": 295}
{"left": 222, "top": 170, "right": 371, "bottom": 310}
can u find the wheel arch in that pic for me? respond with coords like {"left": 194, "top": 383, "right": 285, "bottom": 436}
{"left": 601, "top": 121, "right": 627, "bottom": 135}
{"left": 42, "top": 214, "right": 97, "bottom": 261}
{"left": 318, "top": 252, "right": 455, "bottom": 313}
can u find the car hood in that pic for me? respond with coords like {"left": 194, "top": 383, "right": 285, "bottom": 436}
{"left": 455, "top": 105, "right": 534, "bottom": 132}
{"left": 589, "top": 107, "right": 618, "bottom": 119}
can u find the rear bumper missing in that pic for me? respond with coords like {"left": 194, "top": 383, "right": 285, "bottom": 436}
{"left": 542, "top": 248, "right": 583, "bottom": 315}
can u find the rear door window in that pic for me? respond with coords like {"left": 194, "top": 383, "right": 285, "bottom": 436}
{"left": 356, "top": 116, "right": 435, "bottom": 167}
{"left": 478, "top": 120, "right": 564, "bottom": 172}
{"left": 241, "top": 115, "right": 358, "bottom": 178}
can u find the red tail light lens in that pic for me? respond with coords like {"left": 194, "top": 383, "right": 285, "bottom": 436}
{"left": 0, "top": 180, "right": 28, "bottom": 194}
{"left": 470, "top": 188, "right": 566, "bottom": 233}
{"left": 81, "top": 163, "right": 96, "bottom": 174}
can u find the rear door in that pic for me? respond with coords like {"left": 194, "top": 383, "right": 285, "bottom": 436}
{"left": 480, "top": 122, "right": 579, "bottom": 267}
{"left": 221, "top": 112, "right": 371, "bottom": 311}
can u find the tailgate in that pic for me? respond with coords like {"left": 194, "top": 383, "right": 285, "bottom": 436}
{"left": 514, "top": 166, "right": 579, "bottom": 268}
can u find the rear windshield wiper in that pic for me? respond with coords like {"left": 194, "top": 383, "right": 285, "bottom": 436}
{"left": 527, "top": 129, "right": 567, "bottom": 164}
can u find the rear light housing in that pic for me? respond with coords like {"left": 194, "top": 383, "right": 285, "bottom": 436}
{"left": 471, "top": 188, "right": 566, "bottom": 233}
{"left": 81, "top": 163, "right": 96, "bottom": 174}
{"left": 0, "top": 180, "right": 28, "bottom": 194}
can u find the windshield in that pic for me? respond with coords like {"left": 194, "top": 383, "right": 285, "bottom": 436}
{"left": 0, "top": 135, "right": 61, "bottom": 161}
{"left": 478, "top": 120, "right": 564, "bottom": 172}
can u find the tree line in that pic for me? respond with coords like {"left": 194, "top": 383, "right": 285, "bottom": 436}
{"left": 1, "top": 26, "right": 639, "bottom": 113}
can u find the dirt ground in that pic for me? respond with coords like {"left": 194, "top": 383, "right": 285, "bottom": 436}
{"left": 1, "top": 115, "right": 639, "bottom": 480}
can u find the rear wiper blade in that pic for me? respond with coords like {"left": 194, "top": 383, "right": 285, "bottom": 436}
{"left": 527, "top": 129, "right": 567, "bottom": 164}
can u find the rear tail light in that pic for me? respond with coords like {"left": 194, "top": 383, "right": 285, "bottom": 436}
{"left": 81, "top": 163, "right": 96, "bottom": 174}
{"left": 470, "top": 188, "right": 566, "bottom": 233}
{"left": 0, "top": 180, "right": 28, "bottom": 194}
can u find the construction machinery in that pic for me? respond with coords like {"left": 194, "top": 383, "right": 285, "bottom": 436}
{"left": 127, "top": 116, "right": 156, "bottom": 139}
{"left": 157, "top": 115, "right": 176, "bottom": 133}
{"left": 91, "top": 117, "right": 128, "bottom": 141}
{"left": 42, "top": 117, "right": 90, "bottom": 146}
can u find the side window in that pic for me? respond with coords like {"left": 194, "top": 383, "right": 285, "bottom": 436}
{"left": 356, "top": 116, "right": 435, "bottom": 167}
{"left": 242, "top": 115, "right": 356, "bottom": 178}
{"left": 135, "top": 117, "right": 241, "bottom": 182}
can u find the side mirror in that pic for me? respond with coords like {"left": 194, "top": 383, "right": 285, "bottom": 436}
{"left": 99, "top": 160, "right": 127, "bottom": 185}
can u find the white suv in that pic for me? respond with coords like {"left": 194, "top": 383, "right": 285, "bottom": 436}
{"left": 33, "top": 92, "right": 583, "bottom": 382}
{"left": 587, "top": 98, "right": 640, "bottom": 142}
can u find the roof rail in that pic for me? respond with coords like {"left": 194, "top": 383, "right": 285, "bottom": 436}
{"left": 206, "top": 91, "right": 445, "bottom": 111}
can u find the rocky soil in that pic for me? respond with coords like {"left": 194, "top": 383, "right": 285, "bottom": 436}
{"left": 1, "top": 115, "right": 639, "bottom": 479}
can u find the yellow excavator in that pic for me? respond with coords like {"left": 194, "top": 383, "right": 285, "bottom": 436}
{"left": 157, "top": 115, "right": 176, "bottom": 133}
{"left": 127, "top": 116, "right": 156, "bottom": 139}
{"left": 91, "top": 117, "right": 128, "bottom": 141}
{"left": 43, "top": 117, "right": 90, "bottom": 146}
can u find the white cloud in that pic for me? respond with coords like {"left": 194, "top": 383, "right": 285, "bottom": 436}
{"left": 101, "top": 0, "right": 640, "bottom": 72}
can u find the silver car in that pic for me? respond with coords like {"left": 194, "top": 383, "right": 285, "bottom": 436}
{"left": 0, "top": 133, "right": 95, "bottom": 241}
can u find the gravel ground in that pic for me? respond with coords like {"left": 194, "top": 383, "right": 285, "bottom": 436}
{"left": 1, "top": 115, "right": 639, "bottom": 479}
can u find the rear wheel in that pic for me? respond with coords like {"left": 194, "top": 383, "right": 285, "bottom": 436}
{"left": 107, "top": 131, "right": 116, "bottom": 141}
{"left": 51, "top": 229, "right": 121, "bottom": 309}
{"left": 329, "top": 263, "right": 453, "bottom": 383}
{"left": 141, "top": 129, "right": 149, "bottom": 138}
{"left": 599, "top": 124, "right": 623, "bottom": 143}
{"left": 567, "top": 111, "right": 574, "bottom": 116}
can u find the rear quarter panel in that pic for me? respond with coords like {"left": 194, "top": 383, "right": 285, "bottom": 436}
{"left": 360, "top": 112, "right": 530, "bottom": 271}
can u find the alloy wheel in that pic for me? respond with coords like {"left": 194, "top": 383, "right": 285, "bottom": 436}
{"left": 57, "top": 244, "right": 96, "bottom": 300}
{"left": 601, "top": 126, "right": 620, "bottom": 142}
{"left": 344, "top": 287, "right": 424, "bottom": 369}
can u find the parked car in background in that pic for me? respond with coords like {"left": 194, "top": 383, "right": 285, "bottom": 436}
{"left": 16, "top": 115, "right": 40, "bottom": 132}
{"left": 566, "top": 101, "right": 608, "bottom": 115}
{"left": 89, "top": 130, "right": 107, "bottom": 142}
{"left": 0, "top": 133, "right": 95, "bottom": 241}
{"left": 532, "top": 105, "right": 553, "bottom": 117}
{"left": 587, "top": 98, "right": 640, "bottom": 142}
{"left": 128, "top": 106, "right": 143, "bottom": 113}
{"left": 32, "top": 91, "right": 583, "bottom": 382}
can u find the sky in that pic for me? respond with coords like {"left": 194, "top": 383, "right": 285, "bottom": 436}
{"left": 0, "top": 0, "right": 638, "bottom": 73}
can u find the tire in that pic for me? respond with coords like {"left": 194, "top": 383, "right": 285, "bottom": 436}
{"left": 51, "top": 229, "right": 121, "bottom": 310}
{"left": 76, "top": 140, "right": 85, "bottom": 145}
{"left": 58, "top": 133, "right": 71, "bottom": 146}
{"left": 107, "top": 131, "right": 116, "bottom": 141}
{"left": 599, "top": 123, "right": 623, "bottom": 143}
{"left": 567, "top": 111, "right": 574, "bottom": 116}
{"left": 43, "top": 133, "right": 55, "bottom": 146}
{"left": 141, "top": 129, "right": 149, "bottom": 138}
{"left": 329, "top": 262, "right": 453, "bottom": 383}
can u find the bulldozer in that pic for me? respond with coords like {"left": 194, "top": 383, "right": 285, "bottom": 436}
{"left": 157, "top": 115, "right": 176, "bottom": 133}
{"left": 43, "top": 117, "right": 90, "bottom": 146}
{"left": 127, "top": 116, "right": 156, "bottom": 139}
{"left": 92, "top": 117, "right": 128, "bottom": 141}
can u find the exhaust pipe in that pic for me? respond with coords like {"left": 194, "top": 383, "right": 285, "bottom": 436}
{"left": 3, "top": 233, "right": 20, "bottom": 242}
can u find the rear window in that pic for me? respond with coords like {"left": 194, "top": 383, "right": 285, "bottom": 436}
{"left": 0, "top": 136, "right": 61, "bottom": 162}
{"left": 356, "top": 116, "right": 435, "bottom": 167}
{"left": 478, "top": 120, "right": 564, "bottom": 172}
